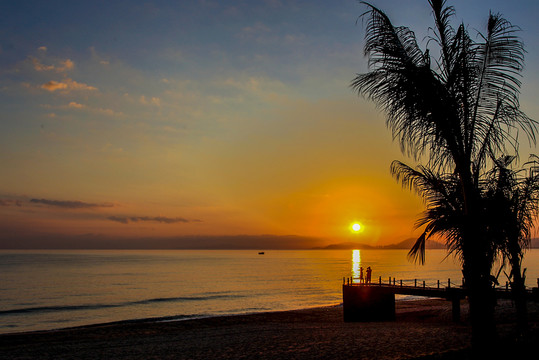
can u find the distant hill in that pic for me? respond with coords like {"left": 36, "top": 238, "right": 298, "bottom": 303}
{"left": 315, "top": 238, "right": 446, "bottom": 250}
{"left": 314, "top": 242, "right": 376, "bottom": 250}
{"left": 2, "top": 232, "right": 537, "bottom": 250}
{"left": 317, "top": 237, "right": 539, "bottom": 250}
{"left": 381, "top": 238, "right": 446, "bottom": 250}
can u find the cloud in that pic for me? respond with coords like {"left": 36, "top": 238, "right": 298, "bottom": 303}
{"left": 30, "top": 198, "right": 114, "bottom": 209}
{"left": 0, "top": 199, "right": 22, "bottom": 207}
{"left": 107, "top": 216, "right": 194, "bottom": 224}
{"left": 41, "top": 80, "right": 68, "bottom": 91}
{"left": 57, "top": 59, "right": 74, "bottom": 72}
{"left": 31, "top": 57, "right": 55, "bottom": 71}
{"left": 41, "top": 78, "right": 97, "bottom": 92}
{"left": 38, "top": 46, "right": 47, "bottom": 52}
{"left": 64, "top": 101, "right": 124, "bottom": 117}
{"left": 31, "top": 57, "right": 74, "bottom": 72}
{"left": 139, "top": 95, "right": 161, "bottom": 106}
{"left": 68, "top": 101, "right": 85, "bottom": 109}
{"left": 107, "top": 216, "right": 130, "bottom": 224}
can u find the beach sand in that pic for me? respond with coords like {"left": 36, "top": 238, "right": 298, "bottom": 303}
{"left": 1, "top": 299, "right": 538, "bottom": 360}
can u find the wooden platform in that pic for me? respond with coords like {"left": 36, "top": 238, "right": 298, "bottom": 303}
{"left": 342, "top": 277, "right": 539, "bottom": 322}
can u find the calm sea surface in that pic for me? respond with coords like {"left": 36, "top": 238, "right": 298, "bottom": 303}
{"left": 1, "top": 249, "right": 538, "bottom": 334}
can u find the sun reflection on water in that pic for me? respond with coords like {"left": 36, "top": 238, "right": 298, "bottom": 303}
{"left": 352, "top": 249, "right": 361, "bottom": 281}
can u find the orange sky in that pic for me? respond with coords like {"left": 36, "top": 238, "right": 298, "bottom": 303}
{"left": 1, "top": 1, "right": 538, "bottom": 248}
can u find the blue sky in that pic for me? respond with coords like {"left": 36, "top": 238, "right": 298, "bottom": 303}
{"left": 1, "top": 0, "right": 538, "bottom": 248}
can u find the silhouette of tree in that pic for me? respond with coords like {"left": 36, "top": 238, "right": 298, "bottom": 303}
{"left": 352, "top": 0, "right": 536, "bottom": 347}
{"left": 390, "top": 161, "right": 465, "bottom": 262}
{"left": 484, "top": 156, "right": 539, "bottom": 334}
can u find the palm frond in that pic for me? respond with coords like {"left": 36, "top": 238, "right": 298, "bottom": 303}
{"left": 352, "top": 3, "right": 460, "bottom": 165}
{"left": 427, "top": 0, "right": 456, "bottom": 79}
{"left": 408, "top": 232, "right": 427, "bottom": 264}
{"left": 468, "top": 13, "right": 536, "bottom": 166}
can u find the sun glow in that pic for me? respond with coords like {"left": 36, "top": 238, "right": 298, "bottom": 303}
{"left": 350, "top": 222, "right": 364, "bottom": 233}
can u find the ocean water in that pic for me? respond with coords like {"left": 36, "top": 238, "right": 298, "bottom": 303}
{"left": 1, "top": 249, "right": 537, "bottom": 334}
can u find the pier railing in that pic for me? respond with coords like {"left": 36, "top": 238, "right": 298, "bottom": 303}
{"left": 342, "top": 275, "right": 539, "bottom": 301}
{"left": 343, "top": 276, "right": 465, "bottom": 289}
{"left": 342, "top": 276, "right": 539, "bottom": 322}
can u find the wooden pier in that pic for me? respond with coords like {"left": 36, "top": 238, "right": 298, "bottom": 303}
{"left": 342, "top": 276, "right": 539, "bottom": 323}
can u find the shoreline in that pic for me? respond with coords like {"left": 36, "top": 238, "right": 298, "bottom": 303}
{"left": 1, "top": 298, "right": 537, "bottom": 359}
{"left": 0, "top": 296, "right": 428, "bottom": 336}
{"left": 0, "top": 296, "right": 438, "bottom": 337}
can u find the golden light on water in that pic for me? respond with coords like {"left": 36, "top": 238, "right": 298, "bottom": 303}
{"left": 352, "top": 249, "right": 361, "bottom": 279}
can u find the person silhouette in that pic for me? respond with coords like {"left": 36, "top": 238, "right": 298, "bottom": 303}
{"left": 366, "top": 266, "right": 372, "bottom": 284}
{"left": 359, "top": 266, "right": 364, "bottom": 283}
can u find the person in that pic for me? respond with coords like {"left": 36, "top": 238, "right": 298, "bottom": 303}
{"left": 366, "top": 266, "right": 372, "bottom": 284}
{"left": 359, "top": 266, "right": 364, "bottom": 283}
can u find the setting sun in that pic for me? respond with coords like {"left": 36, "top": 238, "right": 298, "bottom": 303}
{"left": 350, "top": 222, "right": 364, "bottom": 233}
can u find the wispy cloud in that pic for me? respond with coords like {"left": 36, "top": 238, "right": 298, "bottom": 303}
{"left": 30, "top": 198, "right": 114, "bottom": 209}
{"left": 40, "top": 78, "right": 97, "bottom": 92}
{"left": 57, "top": 59, "right": 74, "bottom": 72}
{"left": 31, "top": 57, "right": 74, "bottom": 73}
{"left": 139, "top": 95, "right": 161, "bottom": 106}
{"left": 41, "top": 80, "right": 68, "bottom": 91}
{"left": 68, "top": 101, "right": 85, "bottom": 109}
{"left": 65, "top": 101, "right": 124, "bottom": 117}
{"left": 108, "top": 216, "right": 195, "bottom": 224}
{"left": 0, "top": 199, "right": 23, "bottom": 207}
{"left": 31, "top": 57, "right": 55, "bottom": 71}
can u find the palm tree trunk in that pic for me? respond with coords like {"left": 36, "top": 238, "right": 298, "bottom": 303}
{"left": 461, "top": 221, "right": 498, "bottom": 349}
{"left": 510, "top": 258, "right": 528, "bottom": 334}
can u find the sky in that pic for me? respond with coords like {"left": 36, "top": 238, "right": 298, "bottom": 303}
{"left": 1, "top": 0, "right": 539, "bottom": 249}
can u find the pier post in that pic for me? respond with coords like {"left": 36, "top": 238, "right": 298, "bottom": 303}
{"left": 448, "top": 279, "right": 451, "bottom": 288}
{"left": 414, "top": 279, "right": 417, "bottom": 287}
{"left": 437, "top": 280, "right": 440, "bottom": 289}
{"left": 400, "top": 279, "right": 403, "bottom": 287}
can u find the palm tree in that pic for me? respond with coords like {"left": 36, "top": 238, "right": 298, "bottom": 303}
{"left": 390, "top": 161, "right": 464, "bottom": 265}
{"left": 351, "top": 0, "right": 536, "bottom": 346}
{"left": 393, "top": 156, "right": 539, "bottom": 335}
{"left": 485, "top": 156, "right": 539, "bottom": 334}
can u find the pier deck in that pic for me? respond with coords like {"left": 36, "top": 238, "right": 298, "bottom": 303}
{"left": 342, "top": 276, "right": 539, "bottom": 322}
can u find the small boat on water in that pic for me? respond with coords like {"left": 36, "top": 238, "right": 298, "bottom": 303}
{"left": 258, "top": 252, "right": 265, "bottom": 255}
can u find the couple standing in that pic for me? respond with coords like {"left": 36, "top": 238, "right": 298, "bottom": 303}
{"left": 359, "top": 266, "right": 372, "bottom": 283}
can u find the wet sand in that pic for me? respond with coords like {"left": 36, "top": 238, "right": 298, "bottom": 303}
{"left": 1, "top": 299, "right": 538, "bottom": 359}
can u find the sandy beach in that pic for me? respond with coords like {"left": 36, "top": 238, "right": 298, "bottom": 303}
{"left": 1, "top": 298, "right": 538, "bottom": 360}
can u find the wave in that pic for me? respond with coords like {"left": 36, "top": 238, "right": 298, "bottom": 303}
{"left": 0, "top": 293, "right": 244, "bottom": 316}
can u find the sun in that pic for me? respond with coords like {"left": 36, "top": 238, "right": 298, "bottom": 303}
{"left": 349, "top": 222, "right": 364, "bottom": 233}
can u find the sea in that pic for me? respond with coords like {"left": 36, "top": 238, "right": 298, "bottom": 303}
{"left": 1, "top": 249, "right": 538, "bottom": 334}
